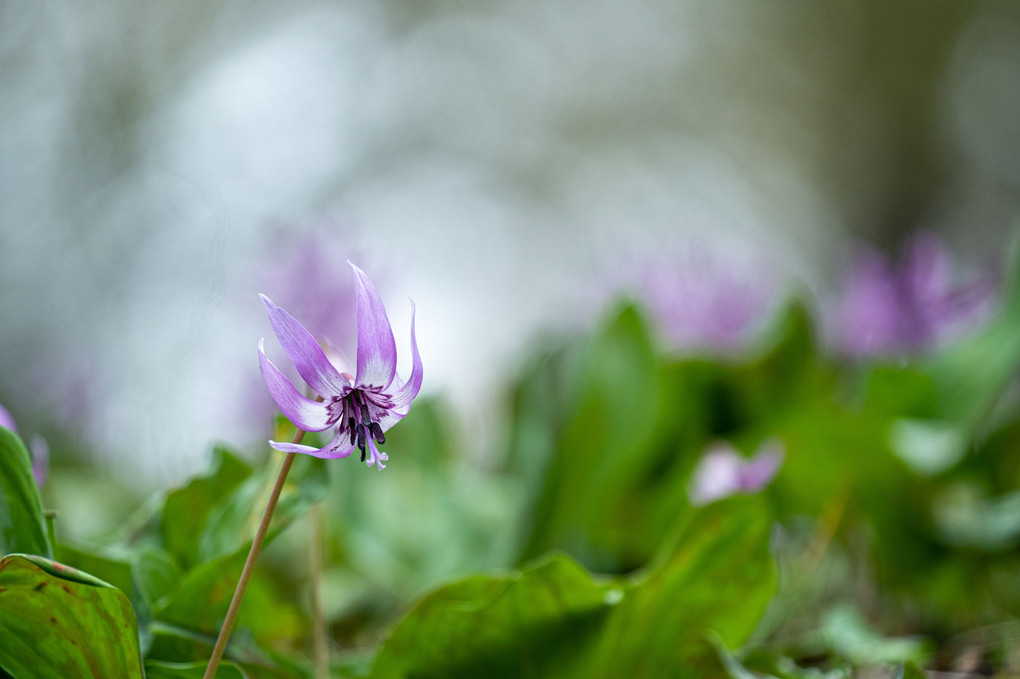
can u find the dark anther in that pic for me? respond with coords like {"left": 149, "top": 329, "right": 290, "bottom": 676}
{"left": 370, "top": 422, "right": 385, "bottom": 445}
{"left": 357, "top": 428, "right": 367, "bottom": 461}
{"left": 348, "top": 418, "right": 357, "bottom": 444}
{"left": 360, "top": 402, "right": 372, "bottom": 425}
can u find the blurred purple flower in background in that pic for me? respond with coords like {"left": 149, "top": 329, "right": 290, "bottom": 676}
{"left": 0, "top": 403, "right": 16, "bottom": 433}
{"left": 638, "top": 251, "right": 778, "bottom": 354}
{"left": 612, "top": 248, "right": 779, "bottom": 354}
{"left": 258, "top": 263, "right": 422, "bottom": 469}
{"left": 259, "top": 226, "right": 366, "bottom": 351}
{"left": 0, "top": 403, "right": 49, "bottom": 488}
{"left": 241, "top": 225, "right": 379, "bottom": 429}
{"left": 831, "top": 232, "right": 997, "bottom": 357}
{"left": 689, "top": 439, "right": 784, "bottom": 506}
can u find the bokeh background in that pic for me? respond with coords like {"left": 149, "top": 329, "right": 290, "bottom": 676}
{"left": 1, "top": 0, "right": 1019, "bottom": 488}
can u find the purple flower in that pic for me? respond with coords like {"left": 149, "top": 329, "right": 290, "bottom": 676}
{"left": 259, "top": 226, "right": 365, "bottom": 350}
{"left": 0, "top": 403, "right": 49, "bottom": 488}
{"left": 832, "top": 232, "right": 997, "bottom": 356}
{"left": 258, "top": 263, "right": 422, "bottom": 469}
{"left": 688, "top": 439, "right": 784, "bottom": 506}
{"left": 0, "top": 403, "right": 15, "bottom": 433}
{"left": 637, "top": 251, "right": 777, "bottom": 353}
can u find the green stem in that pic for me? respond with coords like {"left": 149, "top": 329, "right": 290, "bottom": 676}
{"left": 203, "top": 430, "right": 305, "bottom": 679}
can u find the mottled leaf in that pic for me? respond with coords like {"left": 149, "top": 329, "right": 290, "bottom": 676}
{"left": 0, "top": 553, "right": 143, "bottom": 678}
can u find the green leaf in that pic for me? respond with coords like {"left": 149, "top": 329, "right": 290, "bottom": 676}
{"left": 144, "top": 660, "right": 249, "bottom": 679}
{"left": 369, "top": 496, "right": 775, "bottom": 679}
{"left": 145, "top": 622, "right": 215, "bottom": 664}
{"left": 370, "top": 553, "right": 614, "bottom": 678}
{"left": 584, "top": 496, "right": 777, "bottom": 677}
{"left": 896, "top": 661, "right": 929, "bottom": 679}
{"left": 152, "top": 547, "right": 303, "bottom": 646}
{"left": 133, "top": 545, "right": 184, "bottom": 608}
{"left": 382, "top": 397, "right": 456, "bottom": 470}
{"left": 55, "top": 542, "right": 135, "bottom": 597}
{"left": 518, "top": 303, "right": 662, "bottom": 568}
{"left": 0, "top": 427, "right": 52, "bottom": 558}
{"left": 816, "top": 605, "right": 929, "bottom": 666}
{"left": 926, "top": 236, "right": 1020, "bottom": 426}
{"left": 161, "top": 448, "right": 253, "bottom": 568}
{"left": 735, "top": 298, "right": 822, "bottom": 417}
{"left": 513, "top": 299, "right": 827, "bottom": 575}
{"left": 0, "top": 553, "right": 143, "bottom": 678}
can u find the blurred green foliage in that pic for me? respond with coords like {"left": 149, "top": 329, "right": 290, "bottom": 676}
{"left": 3, "top": 246, "right": 1020, "bottom": 677}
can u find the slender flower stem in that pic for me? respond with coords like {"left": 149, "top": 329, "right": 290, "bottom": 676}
{"left": 311, "top": 501, "right": 329, "bottom": 679}
{"left": 203, "top": 428, "right": 307, "bottom": 679}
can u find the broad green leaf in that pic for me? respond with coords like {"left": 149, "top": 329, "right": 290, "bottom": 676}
{"left": 518, "top": 303, "right": 662, "bottom": 568}
{"left": 0, "top": 427, "right": 51, "bottom": 558}
{"left": 144, "top": 660, "right": 249, "bottom": 679}
{"left": 584, "top": 496, "right": 777, "bottom": 677}
{"left": 161, "top": 447, "right": 253, "bottom": 568}
{"left": 370, "top": 496, "right": 775, "bottom": 678}
{"left": 133, "top": 545, "right": 184, "bottom": 607}
{"left": 370, "top": 553, "right": 614, "bottom": 678}
{"left": 55, "top": 542, "right": 134, "bottom": 597}
{"left": 0, "top": 553, "right": 143, "bottom": 678}
{"left": 325, "top": 407, "right": 522, "bottom": 611}
{"left": 515, "top": 299, "right": 827, "bottom": 574}
{"left": 180, "top": 449, "right": 328, "bottom": 566}
{"left": 150, "top": 443, "right": 328, "bottom": 590}
{"left": 153, "top": 547, "right": 303, "bottom": 645}
{"left": 732, "top": 298, "right": 822, "bottom": 420}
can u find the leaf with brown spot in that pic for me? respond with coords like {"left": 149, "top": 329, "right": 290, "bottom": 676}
{"left": 0, "top": 554, "right": 144, "bottom": 678}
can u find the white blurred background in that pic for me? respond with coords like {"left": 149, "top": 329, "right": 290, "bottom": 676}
{"left": 1, "top": 0, "right": 1018, "bottom": 484}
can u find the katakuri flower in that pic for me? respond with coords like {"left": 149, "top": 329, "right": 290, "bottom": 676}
{"left": 831, "top": 232, "right": 997, "bottom": 356}
{"left": 688, "top": 439, "right": 784, "bottom": 506}
{"left": 258, "top": 263, "right": 422, "bottom": 469}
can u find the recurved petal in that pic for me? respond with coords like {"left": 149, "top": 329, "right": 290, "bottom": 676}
{"left": 270, "top": 428, "right": 355, "bottom": 459}
{"left": 349, "top": 263, "right": 398, "bottom": 390}
{"left": 389, "top": 301, "right": 422, "bottom": 408}
{"left": 260, "top": 294, "right": 350, "bottom": 397}
{"left": 374, "top": 401, "right": 411, "bottom": 434}
{"left": 259, "top": 339, "right": 335, "bottom": 432}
